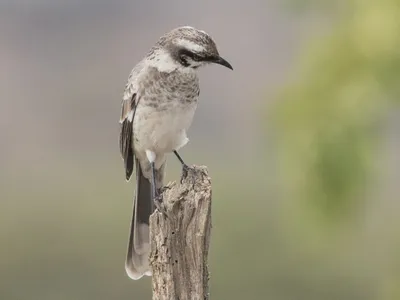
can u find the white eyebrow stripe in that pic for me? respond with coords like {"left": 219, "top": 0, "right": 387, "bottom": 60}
{"left": 174, "top": 39, "right": 205, "bottom": 53}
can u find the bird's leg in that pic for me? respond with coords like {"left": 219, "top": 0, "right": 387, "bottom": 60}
{"left": 173, "top": 150, "right": 191, "bottom": 182}
{"left": 150, "top": 161, "right": 158, "bottom": 199}
{"left": 173, "top": 150, "right": 188, "bottom": 167}
{"left": 150, "top": 161, "right": 167, "bottom": 216}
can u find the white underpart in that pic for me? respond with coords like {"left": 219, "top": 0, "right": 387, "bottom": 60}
{"left": 145, "top": 150, "right": 156, "bottom": 163}
{"left": 175, "top": 136, "right": 189, "bottom": 151}
{"left": 134, "top": 101, "right": 196, "bottom": 171}
{"left": 174, "top": 38, "right": 205, "bottom": 53}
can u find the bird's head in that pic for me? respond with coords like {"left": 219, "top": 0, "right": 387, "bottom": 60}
{"left": 149, "top": 26, "right": 233, "bottom": 72}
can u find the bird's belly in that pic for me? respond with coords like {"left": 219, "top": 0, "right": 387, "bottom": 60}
{"left": 133, "top": 102, "right": 197, "bottom": 155}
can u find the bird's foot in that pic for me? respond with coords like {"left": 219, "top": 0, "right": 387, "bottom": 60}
{"left": 153, "top": 191, "right": 168, "bottom": 218}
{"left": 173, "top": 150, "right": 191, "bottom": 183}
{"left": 181, "top": 164, "right": 193, "bottom": 183}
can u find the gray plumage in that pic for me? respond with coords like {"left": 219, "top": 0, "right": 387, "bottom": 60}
{"left": 119, "top": 26, "right": 232, "bottom": 280}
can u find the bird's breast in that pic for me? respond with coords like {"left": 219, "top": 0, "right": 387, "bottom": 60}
{"left": 133, "top": 94, "right": 198, "bottom": 155}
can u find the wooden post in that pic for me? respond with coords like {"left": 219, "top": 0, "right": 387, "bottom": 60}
{"left": 149, "top": 166, "right": 212, "bottom": 300}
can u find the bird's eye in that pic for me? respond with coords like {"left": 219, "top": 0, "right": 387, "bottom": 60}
{"left": 178, "top": 54, "right": 190, "bottom": 67}
{"left": 177, "top": 49, "right": 202, "bottom": 67}
{"left": 192, "top": 53, "right": 201, "bottom": 61}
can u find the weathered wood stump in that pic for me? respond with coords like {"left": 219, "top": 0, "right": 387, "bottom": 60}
{"left": 149, "top": 166, "right": 212, "bottom": 300}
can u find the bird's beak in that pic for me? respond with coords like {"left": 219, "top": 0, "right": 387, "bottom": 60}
{"left": 212, "top": 56, "right": 233, "bottom": 70}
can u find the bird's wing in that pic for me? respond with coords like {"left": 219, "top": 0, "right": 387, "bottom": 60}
{"left": 119, "top": 93, "right": 136, "bottom": 180}
{"left": 119, "top": 62, "right": 145, "bottom": 180}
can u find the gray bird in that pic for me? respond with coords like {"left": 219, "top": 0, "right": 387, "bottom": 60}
{"left": 119, "top": 26, "right": 233, "bottom": 280}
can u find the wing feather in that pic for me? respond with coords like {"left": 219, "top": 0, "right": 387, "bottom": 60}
{"left": 119, "top": 93, "right": 137, "bottom": 180}
{"left": 119, "top": 62, "right": 145, "bottom": 180}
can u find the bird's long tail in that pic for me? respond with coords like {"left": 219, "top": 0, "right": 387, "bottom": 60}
{"left": 125, "top": 158, "right": 164, "bottom": 280}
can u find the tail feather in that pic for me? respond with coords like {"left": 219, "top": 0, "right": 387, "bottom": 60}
{"left": 125, "top": 158, "right": 164, "bottom": 280}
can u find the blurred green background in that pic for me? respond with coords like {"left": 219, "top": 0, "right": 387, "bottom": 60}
{"left": 1, "top": 0, "right": 400, "bottom": 299}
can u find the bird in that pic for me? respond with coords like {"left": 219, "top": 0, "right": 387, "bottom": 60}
{"left": 119, "top": 26, "right": 233, "bottom": 280}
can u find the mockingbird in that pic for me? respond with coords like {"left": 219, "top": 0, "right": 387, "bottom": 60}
{"left": 119, "top": 26, "right": 232, "bottom": 280}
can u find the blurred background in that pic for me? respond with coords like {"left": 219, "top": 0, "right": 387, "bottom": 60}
{"left": 1, "top": 0, "right": 400, "bottom": 299}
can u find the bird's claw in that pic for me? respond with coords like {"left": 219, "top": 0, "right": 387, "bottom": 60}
{"left": 180, "top": 164, "right": 191, "bottom": 183}
{"left": 154, "top": 194, "right": 168, "bottom": 218}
